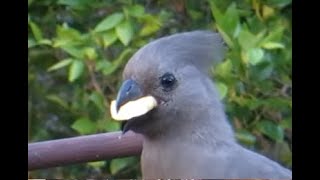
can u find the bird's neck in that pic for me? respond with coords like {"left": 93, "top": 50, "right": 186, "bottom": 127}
{"left": 145, "top": 105, "right": 236, "bottom": 146}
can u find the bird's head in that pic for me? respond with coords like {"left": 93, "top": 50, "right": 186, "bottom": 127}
{"left": 110, "top": 31, "right": 227, "bottom": 138}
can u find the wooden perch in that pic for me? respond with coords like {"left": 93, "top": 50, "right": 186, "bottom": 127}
{"left": 28, "top": 131, "right": 143, "bottom": 170}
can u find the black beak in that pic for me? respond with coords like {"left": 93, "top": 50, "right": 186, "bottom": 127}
{"left": 115, "top": 79, "right": 143, "bottom": 112}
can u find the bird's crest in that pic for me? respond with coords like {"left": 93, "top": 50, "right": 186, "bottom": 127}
{"left": 140, "top": 30, "right": 227, "bottom": 73}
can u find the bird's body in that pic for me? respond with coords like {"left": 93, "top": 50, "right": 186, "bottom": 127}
{"left": 142, "top": 137, "right": 291, "bottom": 178}
{"left": 110, "top": 31, "right": 292, "bottom": 179}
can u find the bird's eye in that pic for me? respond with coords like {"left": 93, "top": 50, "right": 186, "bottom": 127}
{"left": 160, "top": 73, "right": 176, "bottom": 91}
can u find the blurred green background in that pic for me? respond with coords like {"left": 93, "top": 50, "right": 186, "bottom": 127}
{"left": 28, "top": 0, "right": 292, "bottom": 178}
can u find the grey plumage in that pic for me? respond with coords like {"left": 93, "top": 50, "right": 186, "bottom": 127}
{"left": 113, "top": 31, "right": 292, "bottom": 179}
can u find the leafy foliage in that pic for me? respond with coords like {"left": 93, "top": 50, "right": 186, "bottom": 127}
{"left": 28, "top": 0, "right": 291, "bottom": 178}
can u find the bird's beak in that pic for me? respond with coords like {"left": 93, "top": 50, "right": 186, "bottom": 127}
{"left": 115, "top": 79, "right": 143, "bottom": 112}
{"left": 110, "top": 79, "right": 158, "bottom": 121}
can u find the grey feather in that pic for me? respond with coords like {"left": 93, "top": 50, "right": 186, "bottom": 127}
{"left": 120, "top": 31, "right": 292, "bottom": 179}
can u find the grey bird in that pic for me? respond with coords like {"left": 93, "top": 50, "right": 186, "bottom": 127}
{"left": 110, "top": 31, "right": 292, "bottom": 179}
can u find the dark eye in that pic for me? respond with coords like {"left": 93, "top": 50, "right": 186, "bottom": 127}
{"left": 160, "top": 73, "right": 176, "bottom": 91}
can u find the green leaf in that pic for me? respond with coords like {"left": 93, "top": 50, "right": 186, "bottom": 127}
{"left": 280, "top": 118, "right": 292, "bottom": 129}
{"left": 262, "top": 5, "right": 275, "bottom": 19}
{"left": 94, "top": 13, "right": 124, "bottom": 32}
{"left": 71, "top": 117, "right": 96, "bottom": 134}
{"left": 216, "top": 82, "right": 228, "bottom": 100}
{"left": 139, "top": 22, "right": 161, "bottom": 37}
{"left": 127, "top": 5, "right": 144, "bottom": 17}
{"left": 139, "top": 15, "right": 161, "bottom": 37}
{"left": 254, "top": 62, "right": 274, "bottom": 80}
{"left": 267, "top": 0, "right": 292, "bottom": 8}
{"left": 209, "top": 0, "right": 234, "bottom": 47}
{"left": 68, "top": 60, "right": 85, "bottom": 82}
{"left": 236, "top": 130, "right": 256, "bottom": 145}
{"left": 158, "top": 9, "right": 172, "bottom": 22}
{"left": 89, "top": 91, "right": 105, "bottom": 111}
{"left": 224, "top": 2, "right": 240, "bottom": 38}
{"left": 58, "top": 0, "right": 80, "bottom": 6}
{"left": 110, "top": 157, "right": 135, "bottom": 175}
{"left": 47, "top": 58, "right": 73, "bottom": 72}
{"left": 209, "top": 1, "right": 240, "bottom": 38}
{"left": 53, "top": 39, "right": 70, "bottom": 48}
{"left": 208, "top": 0, "right": 224, "bottom": 29}
{"left": 102, "top": 30, "right": 118, "bottom": 48}
{"left": 96, "top": 60, "right": 112, "bottom": 74}
{"left": 28, "top": 21, "right": 43, "bottom": 41}
{"left": 277, "top": 142, "right": 292, "bottom": 167}
{"left": 46, "top": 94, "right": 69, "bottom": 109}
{"left": 263, "top": 98, "right": 292, "bottom": 109}
{"left": 216, "top": 25, "right": 234, "bottom": 48}
{"left": 215, "top": 59, "right": 232, "bottom": 77}
{"left": 60, "top": 46, "right": 84, "bottom": 59}
{"left": 188, "top": 9, "right": 203, "bottom": 20}
{"left": 257, "top": 120, "right": 284, "bottom": 142}
{"left": 248, "top": 48, "right": 264, "bottom": 65}
{"left": 260, "top": 27, "right": 285, "bottom": 45}
{"left": 100, "top": 48, "right": 133, "bottom": 75}
{"left": 96, "top": 119, "right": 120, "bottom": 132}
{"left": 28, "top": 39, "right": 36, "bottom": 48}
{"left": 38, "top": 39, "right": 52, "bottom": 46}
{"left": 56, "top": 25, "right": 82, "bottom": 41}
{"left": 87, "top": 161, "right": 105, "bottom": 168}
{"left": 244, "top": 98, "right": 264, "bottom": 110}
{"left": 262, "top": 42, "right": 285, "bottom": 49}
{"left": 84, "top": 47, "right": 97, "bottom": 60}
{"left": 28, "top": 0, "right": 34, "bottom": 6}
{"left": 53, "top": 25, "right": 83, "bottom": 47}
{"left": 57, "top": 0, "right": 90, "bottom": 9}
{"left": 105, "top": 120, "right": 120, "bottom": 132}
{"left": 238, "top": 29, "right": 258, "bottom": 50}
{"left": 116, "top": 20, "right": 134, "bottom": 46}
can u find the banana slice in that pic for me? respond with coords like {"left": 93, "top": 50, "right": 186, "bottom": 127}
{"left": 110, "top": 96, "right": 157, "bottom": 121}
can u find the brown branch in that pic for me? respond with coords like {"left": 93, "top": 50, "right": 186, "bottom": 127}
{"left": 86, "top": 60, "right": 103, "bottom": 95}
{"left": 85, "top": 60, "right": 111, "bottom": 112}
{"left": 28, "top": 131, "right": 143, "bottom": 171}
